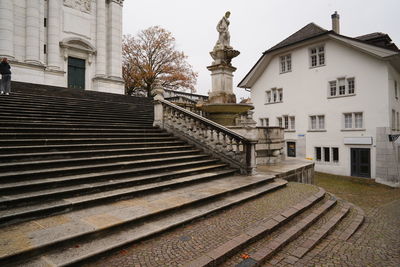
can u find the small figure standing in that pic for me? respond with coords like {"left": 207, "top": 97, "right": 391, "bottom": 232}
{"left": 0, "top": 57, "right": 11, "bottom": 95}
{"left": 215, "top": 11, "right": 232, "bottom": 50}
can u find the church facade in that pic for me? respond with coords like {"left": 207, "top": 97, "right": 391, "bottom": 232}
{"left": 0, "top": 0, "right": 125, "bottom": 94}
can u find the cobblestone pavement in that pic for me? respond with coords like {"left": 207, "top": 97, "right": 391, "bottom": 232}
{"left": 86, "top": 183, "right": 317, "bottom": 267}
{"left": 285, "top": 173, "right": 400, "bottom": 267}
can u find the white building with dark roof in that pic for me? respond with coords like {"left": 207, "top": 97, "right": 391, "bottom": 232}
{"left": 239, "top": 12, "right": 400, "bottom": 187}
{"left": 0, "top": 0, "right": 125, "bottom": 94}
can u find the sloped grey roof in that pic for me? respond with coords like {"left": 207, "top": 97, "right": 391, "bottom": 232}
{"left": 265, "top": 23, "right": 329, "bottom": 53}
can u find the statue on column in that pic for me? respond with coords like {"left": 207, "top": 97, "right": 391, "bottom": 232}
{"left": 215, "top": 11, "right": 232, "bottom": 50}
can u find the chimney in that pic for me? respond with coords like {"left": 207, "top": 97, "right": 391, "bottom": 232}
{"left": 331, "top": 11, "right": 340, "bottom": 34}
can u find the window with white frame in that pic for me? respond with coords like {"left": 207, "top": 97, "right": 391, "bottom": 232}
{"left": 396, "top": 112, "right": 399, "bottom": 131}
{"left": 348, "top": 78, "right": 355, "bottom": 94}
{"left": 343, "top": 112, "right": 363, "bottom": 130}
{"left": 309, "top": 115, "right": 325, "bottom": 130}
{"left": 278, "top": 89, "right": 283, "bottom": 102}
{"left": 259, "top": 118, "right": 269, "bottom": 127}
{"left": 282, "top": 115, "right": 295, "bottom": 130}
{"left": 329, "top": 81, "right": 337, "bottom": 97}
{"left": 290, "top": 116, "right": 295, "bottom": 130}
{"left": 265, "top": 91, "right": 271, "bottom": 103}
{"left": 277, "top": 117, "right": 283, "bottom": 128}
{"left": 395, "top": 80, "right": 398, "bottom": 100}
{"left": 328, "top": 77, "right": 355, "bottom": 97}
{"left": 392, "top": 110, "right": 396, "bottom": 130}
{"left": 265, "top": 88, "right": 283, "bottom": 104}
{"left": 283, "top": 115, "right": 289, "bottom": 129}
{"left": 315, "top": 146, "right": 339, "bottom": 163}
{"left": 310, "top": 45, "right": 325, "bottom": 67}
{"left": 280, "top": 54, "right": 292, "bottom": 73}
{"left": 310, "top": 115, "right": 325, "bottom": 130}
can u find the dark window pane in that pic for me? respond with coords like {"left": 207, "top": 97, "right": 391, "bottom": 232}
{"left": 315, "top": 147, "right": 321, "bottom": 161}
{"left": 324, "top": 147, "right": 330, "bottom": 162}
{"left": 332, "top": 147, "right": 339, "bottom": 162}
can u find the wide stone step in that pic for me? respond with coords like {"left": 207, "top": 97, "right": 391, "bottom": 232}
{"left": 0, "top": 136, "right": 179, "bottom": 146}
{"left": 0, "top": 175, "right": 286, "bottom": 266}
{"left": 0, "top": 126, "right": 162, "bottom": 134}
{"left": 0, "top": 97, "right": 152, "bottom": 110}
{"left": 0, "top": 149, "right": 201, "bottom": 173}
{"left": 0, "top": 161, "right": 226, "bottom": 195}
{"left": 0, "top": 131, "right": 172, "bottom": 140}
{"left": 0, "top": 114, "right": 151, "bottom": 125}
{"left": 0, "top": 144, "right": 194, "bottom": 163}
{"left": 0, "top": 165, "right": 234, "bottom": 224}
{"left": 0, "top": 121, "right": 155, "bottom": 129}
{"left": 0, "top": 140, "right": 187, "bottom": 154}
{"left": 0, "top": 104, "right": 152, "bottom": 120}
{"left": 0, "top": 154, "right": 210, "bottom": 182}
{"left": 0, "top": 93, "right": 153, "bottom": 110}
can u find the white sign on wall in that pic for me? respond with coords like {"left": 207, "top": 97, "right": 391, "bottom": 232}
{"left": 343, "top": 137, "right": 373, "bottom": 145}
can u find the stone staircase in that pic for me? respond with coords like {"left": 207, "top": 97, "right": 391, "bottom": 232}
{"left": 0, "top": 83, "right": 288, "bottom": 266}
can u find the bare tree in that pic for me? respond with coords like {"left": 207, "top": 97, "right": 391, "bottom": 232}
{"left": 122, "top": 26, "right": 198, "bottom": 96}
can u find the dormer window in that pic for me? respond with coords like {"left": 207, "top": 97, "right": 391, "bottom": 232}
{"left": 310, "top": 45, "right": 325, "bottom": 68}
{"left": 280, "top": 54, "right": 292, "bottom": 73}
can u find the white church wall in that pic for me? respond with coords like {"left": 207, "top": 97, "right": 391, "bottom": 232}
{"left": 1, "top": 0, "right": 125, "bottom": 94}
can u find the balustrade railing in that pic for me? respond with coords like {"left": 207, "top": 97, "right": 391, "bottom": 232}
{"left": 153, "top": 96, "right": 256, "bottom": 175}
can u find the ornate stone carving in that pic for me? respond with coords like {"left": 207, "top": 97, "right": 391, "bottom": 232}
{"left": 64, "top": 0, "right": 92, "bottom": 13}
{"left": 108, "top": 0, "right": 124, "bottom": 6}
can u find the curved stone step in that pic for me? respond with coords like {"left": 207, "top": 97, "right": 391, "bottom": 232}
{"left": 185, "top": 188, "right": 327, "bottom": 267}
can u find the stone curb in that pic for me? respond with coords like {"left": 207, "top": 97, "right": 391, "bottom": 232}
{"left": 184, "top": 187, "right": 326, "bottom": 267}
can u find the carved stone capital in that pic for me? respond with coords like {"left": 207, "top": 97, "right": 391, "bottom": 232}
{"left": 108, "top": 0, "right": 124, "bottom": 6}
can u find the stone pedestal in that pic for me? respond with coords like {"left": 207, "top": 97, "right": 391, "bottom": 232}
{"left": 207, "top": 64, "right": 236, "bottom": 103}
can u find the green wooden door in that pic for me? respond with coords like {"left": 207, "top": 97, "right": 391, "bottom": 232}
{"left": 68, "top": 57, "right": 85, "bottom": 89}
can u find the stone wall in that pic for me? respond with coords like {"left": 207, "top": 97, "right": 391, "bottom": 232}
{"left": 375, "top": 127, "right": 400, "bottom": 187}
{"left": 276, "top": 163, "right": 315, "bottom": 184}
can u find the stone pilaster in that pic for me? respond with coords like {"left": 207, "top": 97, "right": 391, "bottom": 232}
{"left": 25, "top": 0, "right": 41, "bottom": 64}
{"left": 96, "top": 0, "right": 107, "bottom": 76}
{"left": 107, "top": 0, "right": 123, "bottom": 78}
{"left": 0, "top": 1, "right": 14, "bottom": 58}
{"left": 47, "top": 0, "right": 60, "bottom": 69}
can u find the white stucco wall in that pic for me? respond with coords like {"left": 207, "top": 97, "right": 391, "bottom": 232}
{"left": 251, "top": 39, "right": 395, "bottom": 179}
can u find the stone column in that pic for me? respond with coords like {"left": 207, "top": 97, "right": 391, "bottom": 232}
{"left": 0, "top": 0, "right": 14, "bottom": 58}
{"left": 47, "top": 0, "right": 60, "bottom": 69}
{"left": 96, "top": 0, "right": 107, "bottom": 76}
{"left": 107, "top": 0, "right": 123, "bottom": 78}
{"left": 25, "top": 0, "right": 41, "bottom": 64}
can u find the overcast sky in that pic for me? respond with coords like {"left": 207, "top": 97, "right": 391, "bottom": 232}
{"left": 122, "top": 0, "right": 400, "bottom": 100}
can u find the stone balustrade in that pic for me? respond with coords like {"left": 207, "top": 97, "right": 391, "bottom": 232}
{"left": 154, "top": 93, "right": 257, "bottom": 175}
